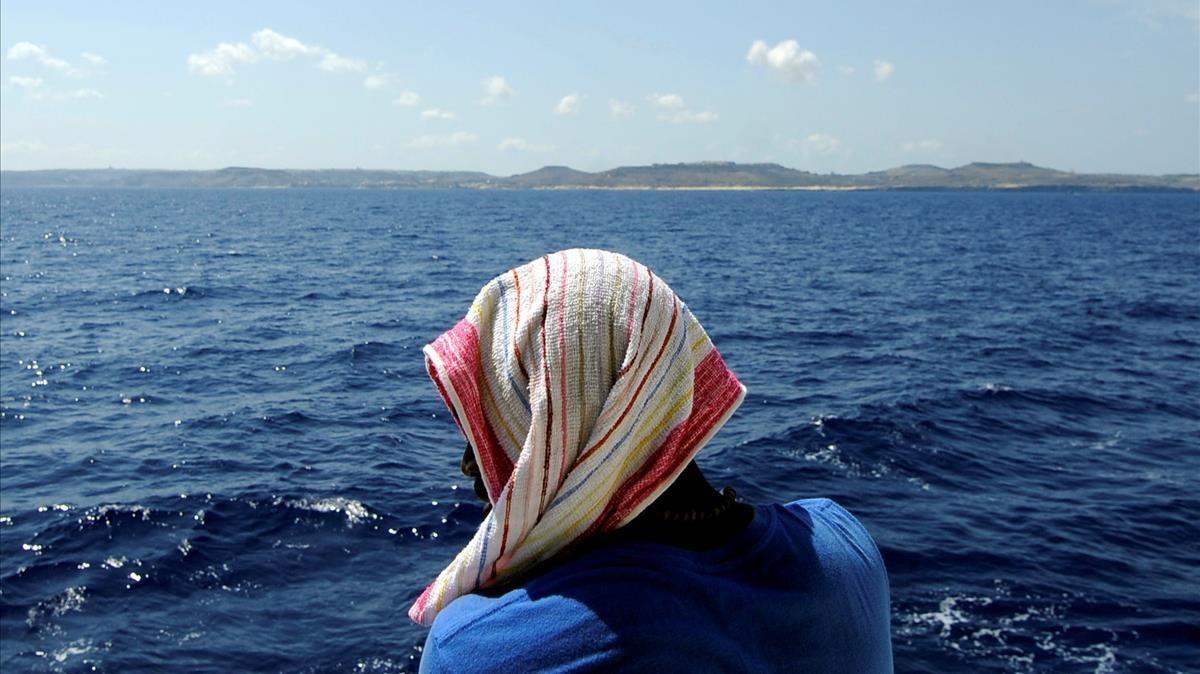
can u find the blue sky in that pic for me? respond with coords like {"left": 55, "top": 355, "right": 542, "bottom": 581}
{"left": 1, "top": 1, "right": 1197, "bottom": 174}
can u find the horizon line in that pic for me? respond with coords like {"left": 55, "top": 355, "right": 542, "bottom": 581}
{"left": 3, "top": 160, "right": 1199, "bottom": 178}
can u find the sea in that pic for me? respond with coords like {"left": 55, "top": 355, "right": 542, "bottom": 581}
{"left": 0, "top": 187, "right": 1197, "bottom": 673}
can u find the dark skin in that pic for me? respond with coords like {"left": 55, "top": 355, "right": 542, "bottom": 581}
{"left": 460, "top": 444, "right": 755, "bottom": 553}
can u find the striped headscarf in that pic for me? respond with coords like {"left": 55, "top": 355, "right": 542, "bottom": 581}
{"left": 409, "top": 249, "right": 745, "bottom": 626}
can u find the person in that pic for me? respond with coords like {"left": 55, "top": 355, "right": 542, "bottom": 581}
{"left": 411, "top": 249, "right": 892, "bottom": 673}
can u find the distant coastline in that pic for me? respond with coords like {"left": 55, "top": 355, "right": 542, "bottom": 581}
{"left": 2, "top": 161, "right": 1197, "bottom": 191}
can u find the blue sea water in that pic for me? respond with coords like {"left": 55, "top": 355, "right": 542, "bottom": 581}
{"left": 0, "top": 187, "right": 1197, "bottom": 673}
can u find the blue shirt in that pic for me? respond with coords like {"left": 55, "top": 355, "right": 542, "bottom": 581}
{"left": 419, "top": 498, "right": 892, "bottom": 673}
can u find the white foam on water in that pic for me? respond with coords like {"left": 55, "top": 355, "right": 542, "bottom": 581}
{"left": 908, "top": 596, "right": 977, "bottom": 638}
{"left": 790, "top": 441, "right": 933, "bottom": 491}
{"left": 354, "top": 656, "right": 405, "bottom": 672}
{"left": 280, "top": 496, "right": 379, "bottom": 525}
{"left": 803, "top": 443, "right": 850, "bottom": 471}
{"left": 26, "top": 586, "right": 88, "bottom": 628}
{"left": 55, "top": 586, "right": 87, "bottom": 615}
{"left": 809, "top": 413, "right": 839, "bottom": 432}
{"left": 87, "top": 504, "right": 152, "bottom": 523}
{"left": 40, "top": 638, "right": 95, "bottom": 665}
{"left": 899, "top": 589, "right": 1130, "bottom": 673}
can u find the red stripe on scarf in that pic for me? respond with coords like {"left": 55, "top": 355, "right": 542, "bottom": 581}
{"left": 426, "top": 319, "right": 513, "bottom": 498}
{"left": 597, "top": 347, "right": 744, "bottom": 530}
{"left": 411, "top": 584, "right": 433, "bottom": 616}
{"left": 493, "top": 471, "right": 516, "bottom": 579}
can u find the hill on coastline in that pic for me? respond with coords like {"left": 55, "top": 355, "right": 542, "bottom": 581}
{"left": 2, "top": 161, "right": 1196, "bottom": 191}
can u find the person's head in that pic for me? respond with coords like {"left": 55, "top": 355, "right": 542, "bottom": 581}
{"left": 409, "top": 249, "right": 745, "bottom": 626}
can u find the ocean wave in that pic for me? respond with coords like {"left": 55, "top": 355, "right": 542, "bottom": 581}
{"left": 31, "top": 638, "right": 103, "bottom": 669}
{"left": 734, "top": 380, "right": 1158, "bottom": 495}
{"left": 298, "top": 290, "right": 354, "bottom": 301}
{"left": 893, "top": 586, "right": 1165, "bottom": 674}
{"left": 348, "top": 341, "right": 402, "bottom": 362}
{"left": 127, "top": 285, "right": 205, "bottom": 301}
{"left": 275, "top": 497, "right": 379, "bottom": 526}
{"left": 723, "top": 328, "right": 872, "bottom": 346}
{"left": 1123, "top": 300, "right": 1199, "bottom": 321}
{"left": 26, "top": 586, "right": 87, "bottom": 629}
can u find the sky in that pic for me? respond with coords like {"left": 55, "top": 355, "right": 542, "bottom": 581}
{"left": 1, "top": 1, "right": 1198, "bottom": 175}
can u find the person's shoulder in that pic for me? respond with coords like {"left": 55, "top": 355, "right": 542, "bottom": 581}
{"left": 776, "top": 496, "right": 851, "bottom": 517}
{"left": 421, "top": 588, "right": 620, "bottom": 673}
{"left": 426, "top": 592, "right": 523, "bottom": 643}
{"left": 764, "top": 499, "right": 893, "bottom": 672}
{"left": 778, "top": 497, "right": 867, "bottom": 529}
{"left": 421, "top": 593, "right": 519, "bottom": 673}
{"left": 777, "top": 498, "right": 885, "bottom": 566}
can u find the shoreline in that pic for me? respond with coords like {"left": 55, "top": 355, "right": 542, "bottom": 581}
{"left": 3, "top": 161, "right": 1197, "bottom": 191}
{"left": 3, "top": 183, "right": 1196, "bottom": 192}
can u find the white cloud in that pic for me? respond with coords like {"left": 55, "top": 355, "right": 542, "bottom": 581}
{"left": 901, "top": 139, "right": 943, "bottom": 153}
{"left": 609, "top": 100, "right": 633, "bottom": 117}
{"left": 1187, "top": 92, "right": 1200, "bottom": 103}
{"left": 746, "top": 40, "right": 819, "bottom": 83}
{"left": 220, "top": 98, "right": 254, "bottom": 109}
{"left": 393, "top": 90, "right": 420, "bottom": 106}
{"left": 318, "top": 53, "right": 366, "bottom": 73}
{"left": 188, "top": 29, "right": 365, "bottom": 77}
{"left": 650, "top": 93, "right": 716, "bottom": 123}
{"left": 873, "top": 60, "right": 895, "bottom": 82}
{"left": 651, "top": 93, "right": 685, "bottom": 109}
{"left": 802, "top": 133, "right": 840, "bottom": 155}
{"left": 660, "top": 110, "right": 719, "bottom": 123}
{"left": 481, "top": 75, "right": 514, "bottom": 104}
{"left": 405, "top": 131, "right": 479, "bottom": 149}
{"left": 81, "top": 52, "right": 108, "bottom": 66}
{"left": 9, "top": 75, "right": 43, "bottom": 89}
{"left": 838, "top": 65, "right": 856, "bottom": 75}
{"left": 251, "top": 28, "right": 322, "bottom": 59}
{"left": 187, "top": 42, "right": 257, "bottom": 76}
{"left": 420, "top": 108, "right": 457, "bottom": 120}
{"left": 554, "top": 94, "right": 581, "bottom": 115}
{"left": 498, "top": 137, "right": 554, "bottom": 152}
{"left": 364, "top": 74, "right": 392, "bottom": 90}
{"left": 6, "top": 42, "right": 75, "bottom": 74}
{"left": 7, "top": 78, "right": 102, "bottom": 101}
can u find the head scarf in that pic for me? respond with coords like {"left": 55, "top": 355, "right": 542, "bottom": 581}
{"left": 409, "top": 249, "right": 745, "bottom": 626}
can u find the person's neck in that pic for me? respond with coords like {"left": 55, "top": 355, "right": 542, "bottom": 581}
{"left": 478, "top": 462, "right": 754, "bottom": 596}
{"left": 643, "top": 461, "right": 729, "bottom": 514}
{"left": 618, "top": 461, "right": 754, "bottom": 551}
